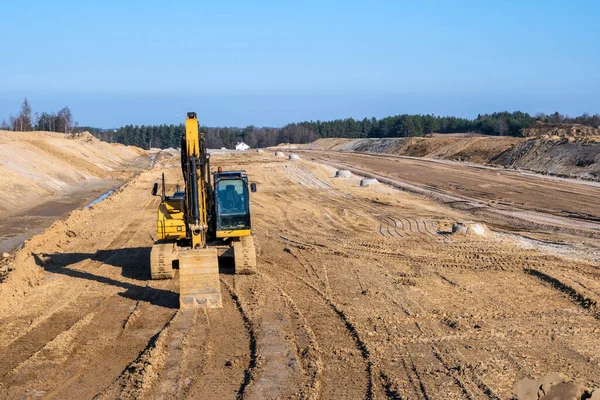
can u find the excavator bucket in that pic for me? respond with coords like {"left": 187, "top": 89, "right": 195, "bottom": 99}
{"left": 179, "top": 248, "right": 222, "bottom": 308}
{"left": 233, "top": 235, "right": 257, "bottom": 275}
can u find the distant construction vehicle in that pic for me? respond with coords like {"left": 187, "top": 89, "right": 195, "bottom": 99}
{"left": 150, "top": 112, "right": 257, "bottom": 308}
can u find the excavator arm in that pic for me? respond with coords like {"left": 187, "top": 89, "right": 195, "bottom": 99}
{"left": 178, "top": 113, "right": 221, "bottom": 308}
{"left": 152, "top": 113, "right": 222, "bottom": 308}
{"left": 182, "top": 113, "right": 208, "bottom": 249}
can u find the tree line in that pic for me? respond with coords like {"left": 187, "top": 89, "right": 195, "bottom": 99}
{"left": 296, "top": 111, "right": 600, "bottom": 139}
{"left": 1, "top": 98, "right": 76, "bottom": 133}
{"left": 109, "top": 124, "right": 315, "bottom": 150}
{"left": 107, "top": 111, "right": 600, "bottom": 150}
{"left": 3, "top": 98, "right": 599, "bottom": 148}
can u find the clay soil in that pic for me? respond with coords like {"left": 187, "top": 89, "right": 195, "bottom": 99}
{"left": 0, "top": 151, "right": 598, "bottom": 399}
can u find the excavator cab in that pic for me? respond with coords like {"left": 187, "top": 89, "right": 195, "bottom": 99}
{"left": 213, "top": 171, "right": 251, "bottom": 237}
{"left": 210, "top": 170, "right": 257, "bottom": 275}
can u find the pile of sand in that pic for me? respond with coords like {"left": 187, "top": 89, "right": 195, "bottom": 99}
{"left": 0, "top": 130, "right": 147, "bottom": 216}
{"left": 300, "top": 135, "right": 600, "bottom": 180}
{"left": 301, "top": 137, "right": 521, "bottom": 164}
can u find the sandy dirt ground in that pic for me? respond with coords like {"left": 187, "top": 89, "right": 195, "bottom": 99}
{"left": 0, "top": 151, "right": 598, "bottom": 399}
{"left": 299, "top": 150, "right": 600, "bottom": 258}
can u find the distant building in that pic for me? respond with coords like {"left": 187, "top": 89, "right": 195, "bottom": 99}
{"left": 235, "top": 142, "right": 250, "bottom": 151}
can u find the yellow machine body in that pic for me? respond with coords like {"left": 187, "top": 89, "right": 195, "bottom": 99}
{"left": 157, "top": 200, "right": 186, "bottom": 241}
{"left": 150, "top": 112, "right": 257, "bottom": 309}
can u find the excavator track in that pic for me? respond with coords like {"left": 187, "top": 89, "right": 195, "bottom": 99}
{"left": 150, "top": 241, "right": 177, "bottom": 279}
{"left": 233, "top": 235, "right": 257, "bottom": 275}
{"left": 179, "top": 248, "right": 222, "bottom": 308}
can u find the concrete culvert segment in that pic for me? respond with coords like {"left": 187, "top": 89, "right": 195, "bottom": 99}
{"left": 360, "top": 178, "right": 379, "bottom": 186}
{"left": 336, "top": 170, "right": 352, "bottom": 178}
{"left": 274, "top": 151, "right": 286, "bottom": 157}
{"left": 289, "top": 154, "right": 300, "bottom": 160}
{"left": 452, "top": 222, "right": 491, "bottom": 237}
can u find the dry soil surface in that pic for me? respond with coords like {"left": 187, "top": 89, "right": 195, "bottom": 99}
{"left": 0, "top": 151, "right": 598, "bottom": 399}
{"left": 299, "top": 150, "right": 600, "bottom": 255}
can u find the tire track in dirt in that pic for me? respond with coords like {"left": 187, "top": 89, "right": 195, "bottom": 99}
{"left": 276, "top": 249, "right": 458, "bottom": 400}
{"left": 219, "top": 278, "right": 258, "bottom": 400}
{"left": 0, "top": 216, "right": 148, "bottom": 352}
{"left": 260, "top": 255, "right": 374, "bottom": 399}
{"left": 430, "top": 344, "right": 500, "bottom": 399}
{"left": 93, "top": 313, "right": 179, "bottom": 400}
{"left": 524, "top": 268, "right": 599, "bottom": 319}
{"left": 37, "top": 292, "right": 175, "bottom": 399}
{"left": 96, "top": 277, "right": 254, "bottom": 400}
{"left": 336, "top": 256, "right": 496, "bottom": 398}
{"left": 136, "top": 307, "right": 211, "bottom": 400}
{"left": 0, "top": 294, "right": 109, "bottom": 386}
{"left": 261, "top": 238, "right": 410, "bottom": 400}
{"left": 142, "top": 278, "right": 254, "bottom": 398}
{"left": 265, "top": 160, "right": 580, "bottom": 397}
{"left": 257, "top": 271, "right": 323, "bottom": 400}
{"left": 288, "top": 162, "right": 449, "bottom": 239}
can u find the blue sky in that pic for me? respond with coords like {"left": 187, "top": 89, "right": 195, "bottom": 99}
{"left": 0, "top": 0, "right": 598, "bottom": 127}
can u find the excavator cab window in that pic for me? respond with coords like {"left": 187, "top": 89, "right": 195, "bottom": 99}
{"left": 215, "top": 178, "right": 250, "bottom": 230}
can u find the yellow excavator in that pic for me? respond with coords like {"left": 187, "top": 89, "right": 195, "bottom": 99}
{"left": 150, "top": 112, "right": 257, "bottom": 308}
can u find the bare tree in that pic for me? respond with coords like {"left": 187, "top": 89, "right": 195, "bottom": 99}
{"left": 0, "top": 119, "right": 9, "bottom": 130}
{"left": 493, "top": 117, "right": 509, "bottom": 136}
{"left": 57, "top": 106, "right": 73, "bottom": 133}
{"left": 19, "top": 98, "right": 32, "bottom": 131}
{"left": 9, "top": 114, "right": 16, "bottom": 131}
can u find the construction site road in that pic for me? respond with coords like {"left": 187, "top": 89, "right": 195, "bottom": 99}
{"left": 0, "top": 151, "right": 598, "bottom": 399}
{"left": 299, "top": 150, "right": 600, "bottom": 254}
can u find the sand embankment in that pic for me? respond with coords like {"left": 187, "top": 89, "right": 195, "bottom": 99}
{"left": 0, "top": 130, "right": 146, "bottom": 215}
{"left": 0, "top": 130, "right": 147, "bottom": 252}
{"left": 296, "top": 135, "right": 600, "bottom": 180}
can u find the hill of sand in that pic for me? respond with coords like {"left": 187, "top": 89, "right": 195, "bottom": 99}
{"left": 0, "top": 130, "right": 147, "bottom": 216}
{"left": 296, "top": 135, "right": 600, "bottom": 180}
{"left": 295, "top": 136, "right": 521, "bottom": 164}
